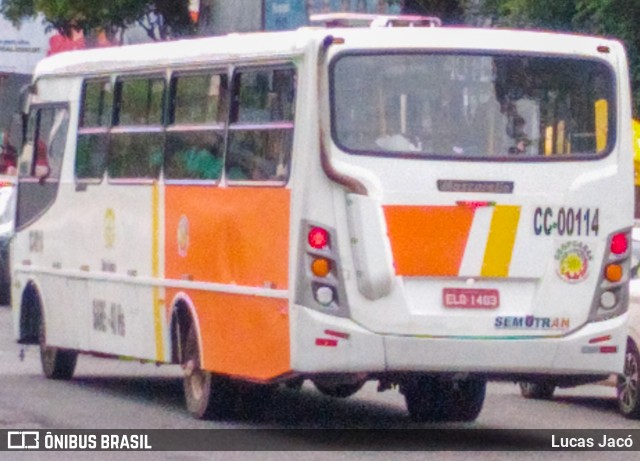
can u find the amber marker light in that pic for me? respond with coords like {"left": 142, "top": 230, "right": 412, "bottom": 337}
{"left": 604, "top": 263, "right": 623, "bottom": 283}
{"left": 311, "top": 258, "right": 331, "bottom": 278}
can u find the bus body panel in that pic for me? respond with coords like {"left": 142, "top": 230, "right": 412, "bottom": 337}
{"left": 13, "top": 180, "right": 163, "bottom": 359}
{"left": 328, "top": 157, "right": 630, "bottom": 338}
{"left": 164, "top": 186, "right": 291, "bottom": 379}
{"left": 168, "top": 289, "right": 291, "bottom": 380}
{"left": 164, "top": 187, "right": 290, "bottom": 288}
{"left": 290, "top": 305, "right": 628, "bottom": 375}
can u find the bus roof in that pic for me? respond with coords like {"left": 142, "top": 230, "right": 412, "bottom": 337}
{"left": 33, "top": 26, "right": 623, "bottom": 79}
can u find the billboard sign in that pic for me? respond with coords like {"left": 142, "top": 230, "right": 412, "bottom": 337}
{"left": 0, "top": 15, "right": 51, "bottom": 75}
{"left": 265, "top": 0, "right": 402, "bottom": 30}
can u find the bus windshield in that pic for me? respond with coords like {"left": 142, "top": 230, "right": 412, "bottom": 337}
{"left": 331, "top": 52, "right": 615, "bottom": 160}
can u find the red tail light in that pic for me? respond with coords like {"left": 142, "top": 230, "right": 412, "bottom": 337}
{"left": 308, "top": 227, "right": 330, "bottom": 250}
{"left": 610, "top": 233, "right": 628, "bottom": 255}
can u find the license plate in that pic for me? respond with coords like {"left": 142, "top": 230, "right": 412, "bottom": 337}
{"left": 442, "top": 288, "right": 500, "bottom": 309}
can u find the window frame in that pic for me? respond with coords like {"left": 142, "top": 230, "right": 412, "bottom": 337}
{"left": 226, "top": 64, "right": 296, "bottom": 186}
{"left": 76, "top": 78, "right": 113, "bottom": 184}
{"left": 329, "top": 49, "right": 618, "bottom": 163}
{"left": 107, "top": 74, "right": 166, "bottom": 183}
{"left": 164, "top": 70, "right": 228, "bottom": 185}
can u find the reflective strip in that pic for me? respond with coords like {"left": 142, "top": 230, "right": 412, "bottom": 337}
{"left": 481, "top": 205, "right": 521, "bottom": 277}
{"left": 152, "top": 183, "right": 164, "bottom": 362}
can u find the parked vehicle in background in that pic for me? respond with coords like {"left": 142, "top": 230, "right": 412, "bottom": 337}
{"left": 519, "top": 226, "right": 640, "bottom": 419}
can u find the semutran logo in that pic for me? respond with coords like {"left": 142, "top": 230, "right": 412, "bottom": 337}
{"left": 7, "top": 431, "right": 39, "bottom": 449}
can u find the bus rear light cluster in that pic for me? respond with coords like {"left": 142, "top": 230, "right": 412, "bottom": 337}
{"left": 590, "top": 229, "right": 631, "bottom": 321}
{"left": 295, "top": 222, "right": 350, "bottom": 318}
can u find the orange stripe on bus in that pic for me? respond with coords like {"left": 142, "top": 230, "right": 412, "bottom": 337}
{"left": 165, "top": 186, "right": 291, "bottom": 380}
{"left": 383, "top": 205, "right": 475, "bottom": 276}
{"left": 167, "top": 289, "right": 290, "bottom": 380}
{"left": 165, "top": 187, "right": 290, "bottom": 288}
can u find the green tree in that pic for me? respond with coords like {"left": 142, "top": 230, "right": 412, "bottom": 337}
{"left": 481, "top": 0, "right": 640, "bottom": 114}
{"left": 400, "top": 0, "right": 466, "bottom": 23}
{"left": 0, "top": 0, "right": 194, "bottom": 41}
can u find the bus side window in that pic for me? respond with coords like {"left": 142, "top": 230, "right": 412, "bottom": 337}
{"left": 226, "top": 67, "right": 294, "bottom": 183}
{"left": 76, "top": 79, "right": 112, "bottom": 181}
{"left": 19, "top": 106, "right": 69, "bottom": 182}
{"left": 165, "top": 72, "right": 226, "bottom": 182}
{"left": 108, "top": 76, "right": 165, "bottom": 180}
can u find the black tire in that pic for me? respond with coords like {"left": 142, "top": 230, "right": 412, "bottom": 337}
{"left": 284, "top": 377, "right": 304, "bottom": 391}
{"left": 447, "top": 378, "right": 486, "bottom": 422}
{"left": 39, "top": 313, "right": 77, "bottom": 380}
{"left": 183, "top": 325, "right": 235, "bottom": 420}
{"left": 519, "top": 381, "right": 556, "bottom": 400}
{"left": 402, "top": 376, "right": 485, "bottom": 422}
{"left": 312, "top": 379, "right": 365, "bottom": 398}
{"left": 235, "top": 383, "right": 276, "bottom": 421}
{"left": 617, "top": 338, "right": 640, "bottom": 419}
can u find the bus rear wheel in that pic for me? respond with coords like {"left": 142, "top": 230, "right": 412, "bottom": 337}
{"left": 312, "top": 375, "right": 366, "bottom": 398}
{"left": 402, "top": 375, "right": 486, "bottom": 422}
{"left": 39, "top": 315, "right": 77, "bottom": 380}
{"left": 182, "top": 325, "right": 235, "bottom": 420}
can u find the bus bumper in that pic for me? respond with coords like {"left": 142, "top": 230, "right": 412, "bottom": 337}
{"left": 292, "top": 306, "right": 628, "bottom": 377}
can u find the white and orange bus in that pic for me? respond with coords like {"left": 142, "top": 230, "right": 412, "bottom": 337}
{"left": 11, "top": 15, "right": 635, "bottom": 422}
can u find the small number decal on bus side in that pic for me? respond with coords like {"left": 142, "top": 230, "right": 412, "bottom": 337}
{"left": 92, "top": 299, "right": 126, "bottom": 336}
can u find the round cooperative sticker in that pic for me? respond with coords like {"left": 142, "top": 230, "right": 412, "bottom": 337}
{"left": 555, "top": 241, "right": 593, "bottom": 282}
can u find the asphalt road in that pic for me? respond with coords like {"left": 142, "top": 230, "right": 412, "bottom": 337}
{"left": 0, "top": 305, "right": 638, "bottom": 460}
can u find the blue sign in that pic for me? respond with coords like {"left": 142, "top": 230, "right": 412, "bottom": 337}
{"left": 265, "top": 0, "right": 308, "bottom": 30}
{"left": 265, "top": 0, "right": 403, "bottom": 30}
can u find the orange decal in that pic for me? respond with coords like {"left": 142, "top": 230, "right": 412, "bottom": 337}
{"left": 165, "top": 187, "right": 290, "bottom": 288}
{"left": 166, "top": 289, "right": 290, "bottom": 380}
{"left": 165, "top": 186, "right": 291, "bottom": 380}
{"left": 383, "top": 205, "right": 474, "bottom": 276}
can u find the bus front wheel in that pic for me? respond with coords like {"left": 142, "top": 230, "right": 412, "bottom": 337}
{"left": 39, "top": 315, "right": 77, "bottom": 380}
{"left": 182, "top": 325, "right": 235, "bottom": 420}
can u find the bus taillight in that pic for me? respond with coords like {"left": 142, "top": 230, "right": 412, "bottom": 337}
{"left": 308, "top": 227, "right": 330, "bottom": 250}
{"left": 610, "top": 233, "right": 628, "bottom": 255}
{"left": 589, "top": 229, "right": 631, "bottom": 322}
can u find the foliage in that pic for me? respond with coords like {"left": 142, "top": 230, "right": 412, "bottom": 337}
{"left": 0, "top": 0, "right": 194, "bottom": 41}
{"left": 480, "top": 0, "right": 640, "bottom": 115}
{"left": 400, "top": 0, "right": 466, "bottom": 23}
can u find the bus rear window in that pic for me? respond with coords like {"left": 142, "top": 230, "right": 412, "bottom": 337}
{"left": 331, "top": 53, "right": 615, "bottom": 160}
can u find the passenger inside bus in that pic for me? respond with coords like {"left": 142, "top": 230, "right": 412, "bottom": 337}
{"left": 165, "top": 131, "right": 223, "bottom": 181}
{"left": 34, "top": 140, "right": 50, "bottom": 179}
{"left": 0, "top": 132, "right": 17, "bottom": 176}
